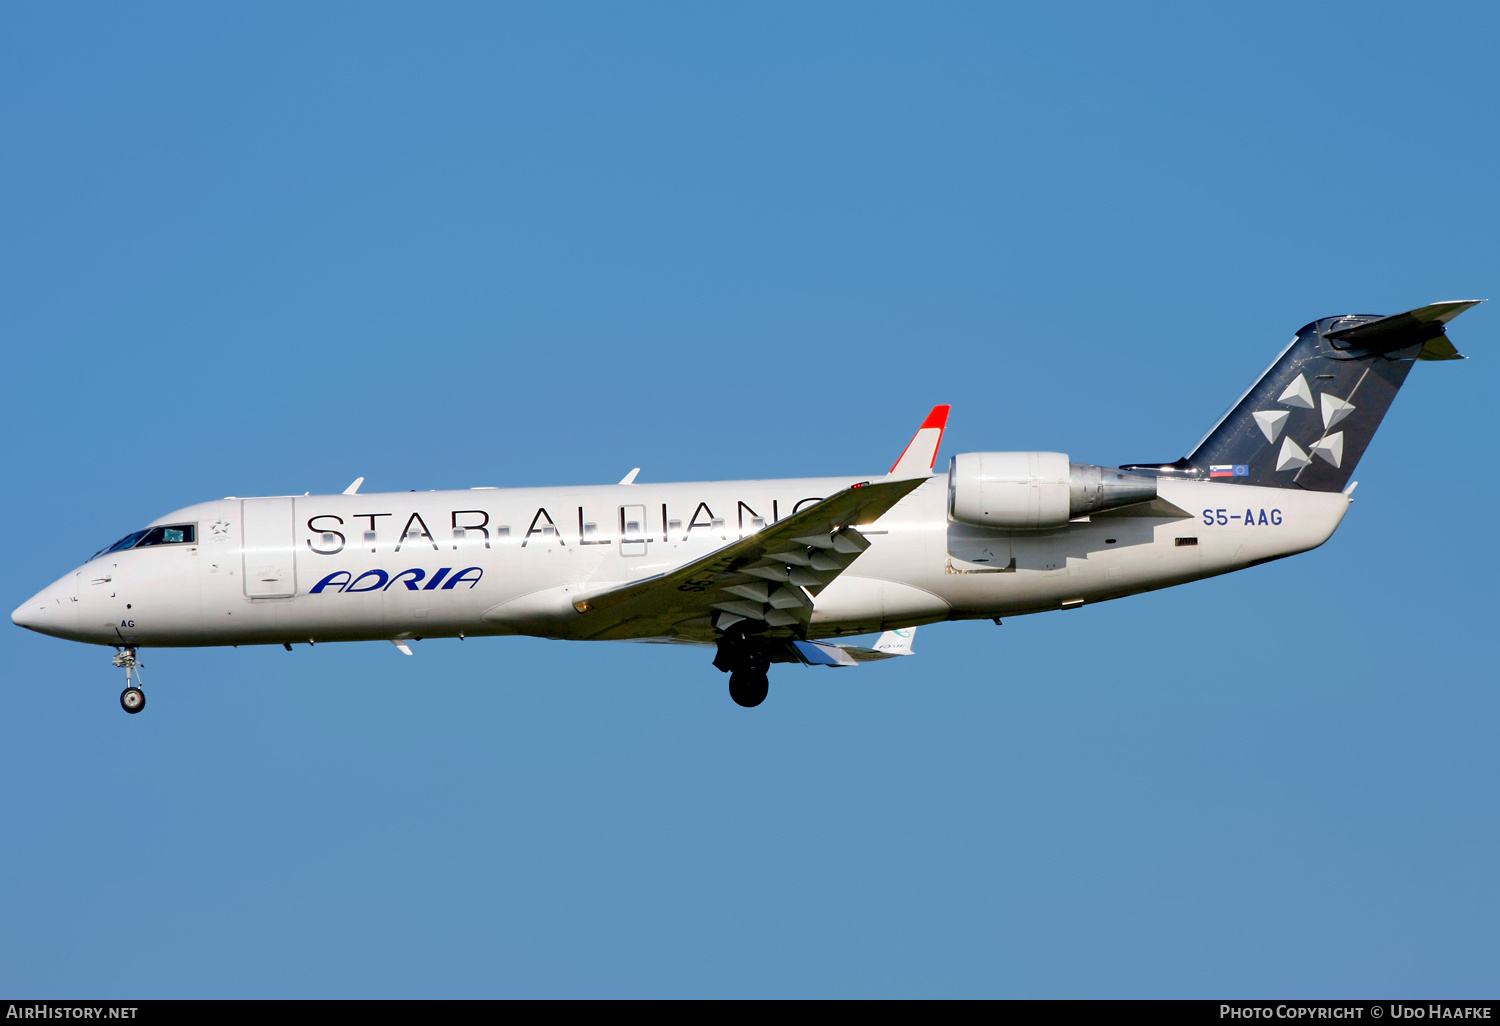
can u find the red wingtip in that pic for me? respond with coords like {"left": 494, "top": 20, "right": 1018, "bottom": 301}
{"left": 920, "top": 404, "right": 951, "bottom": 430}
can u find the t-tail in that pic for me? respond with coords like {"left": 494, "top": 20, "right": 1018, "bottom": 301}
{"left": 1124, "top": 301, "right": 1482, "bottom": 491}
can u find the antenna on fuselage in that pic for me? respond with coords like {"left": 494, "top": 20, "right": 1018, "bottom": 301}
{"left": 343, "top": 477, "right": 365, "bottom": 495}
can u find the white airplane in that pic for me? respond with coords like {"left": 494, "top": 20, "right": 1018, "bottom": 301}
{"left": 13, "top": 301, "right": 1480, "bottom": 712}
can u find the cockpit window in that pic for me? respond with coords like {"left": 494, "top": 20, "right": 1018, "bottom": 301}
{"left": 137, "top": 524, "right": 196, "bottom": 547}
{"left": 94, "top": 524, "right": 196, "bottom": 558}
{"left": 101, "top": 531, "right": 149, "bottom": 556}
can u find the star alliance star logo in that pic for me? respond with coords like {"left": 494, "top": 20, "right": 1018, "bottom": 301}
{"left": 1256, "top": 373, "right": 1354, "bottom": 472}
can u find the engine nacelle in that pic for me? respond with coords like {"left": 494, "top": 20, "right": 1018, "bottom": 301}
{"left": 947, "top": 452, "right": 1157, "bottom": 530}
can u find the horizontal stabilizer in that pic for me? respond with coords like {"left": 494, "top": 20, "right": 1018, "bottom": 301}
{"left": 1324, "top": 300, "right": 1482, "bottom": 353}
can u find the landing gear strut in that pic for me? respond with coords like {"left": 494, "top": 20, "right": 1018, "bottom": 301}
{"left": 113, "top": 647, "right": 145, "bottom": 714}
{"left": 714, "top": 629, "right": 771, "bottom": 708}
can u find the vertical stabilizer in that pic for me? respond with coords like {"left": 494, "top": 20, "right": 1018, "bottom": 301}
{"left": 1127, "top": 301, "right": 1480, "bottom": 491}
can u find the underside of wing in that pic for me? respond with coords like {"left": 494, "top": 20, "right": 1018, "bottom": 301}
{"left": 570, "top": 477, "right": 926, "bottom": 642}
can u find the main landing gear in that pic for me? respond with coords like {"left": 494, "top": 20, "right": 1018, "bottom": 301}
{"left": 714, "top": 629, "right": 771, "bottom": 708}
{"left": 113, "top": 647, "right": 145, "bottom": 714}
{"left": 728, "top": 671, "right": 769, "bottom": 708}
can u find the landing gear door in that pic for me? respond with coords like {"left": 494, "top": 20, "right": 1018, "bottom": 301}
{"left": 242, "top": 497, "right": 297, "bottom": 598}
{"left": 619, "top": 504, "right": 649, "bottom": 557}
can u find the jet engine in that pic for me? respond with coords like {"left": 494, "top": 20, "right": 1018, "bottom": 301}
{"left": 947, "top": 452, "right": 1157, "bottom": 530}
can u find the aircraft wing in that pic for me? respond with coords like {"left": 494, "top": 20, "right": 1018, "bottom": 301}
{"left": 572, "top": 476, "right": 927, "bottom": 640}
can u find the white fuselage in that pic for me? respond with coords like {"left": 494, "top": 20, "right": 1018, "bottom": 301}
{"left": 14, "top": 474, "right": 1351, "bottom": 649}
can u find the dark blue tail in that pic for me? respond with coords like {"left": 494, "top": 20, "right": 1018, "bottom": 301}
{"left": 1125, "top": 301, "right": 1480, "bottom": 492}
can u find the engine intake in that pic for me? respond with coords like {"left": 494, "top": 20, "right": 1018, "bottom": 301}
{"left": 948, "top": 452, "right": 1157, "bottom": 530}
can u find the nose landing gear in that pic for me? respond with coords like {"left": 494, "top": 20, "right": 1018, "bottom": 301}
{"left": 113, "top": 647, "right": 145, "bottom": 714}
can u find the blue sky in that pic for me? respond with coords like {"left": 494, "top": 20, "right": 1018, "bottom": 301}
{"left": 2, "top": 2, "right": 1496, "bottom": 997}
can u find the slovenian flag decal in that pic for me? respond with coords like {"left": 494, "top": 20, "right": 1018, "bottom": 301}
{"left": 1210, "top": 464, "right": 1249, "bottom": 478}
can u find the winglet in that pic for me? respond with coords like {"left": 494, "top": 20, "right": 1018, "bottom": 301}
{"left": 344, "top": 477, "right": 365, "bottom": 495}
{"left": 888, "top": 405, "right": 951, "bottom": 477}
{"left": 872, "top": 626, "right": 917, "bottom": 656}
{"left": 619, "top": 468, "right": 641, "bottom": 485}
{"left": 821, "top": 626, "right": 919, "bottom": 663}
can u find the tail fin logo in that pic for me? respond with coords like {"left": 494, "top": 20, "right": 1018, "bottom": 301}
{"left": 1276, "top": 437, "right": 1313, "bottom": 472}
{"left": 1253, "top": 410, "right": 1289, "bottom": 443}
{"left": 1310, "top": 433, "right": 1344, "bottom": 468}
{"left": 1321, "top": 393, "right": 1356, "bottom": 429}
{"left": 1278, "top": 374, "right": 1315, "bottom": 409}
{"left": 1257, "top": 387, "right": 1355, "bottom": 474}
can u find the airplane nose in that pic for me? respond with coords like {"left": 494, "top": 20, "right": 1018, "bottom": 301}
{"left": 12, "top": 581, "right": 77, "bottom": 637}
{"left": 13, "top": 592, "right": 49, "bottom": 629}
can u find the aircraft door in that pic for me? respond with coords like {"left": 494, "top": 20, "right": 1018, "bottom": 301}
{"left": 242, "top": 498, "right": 297, "bottom": 598}
{"left": 619, "top": 504, "right": 649, "bottom": 556}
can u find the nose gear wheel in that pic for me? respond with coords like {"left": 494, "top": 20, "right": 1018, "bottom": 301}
{"left": 112, "top": 647, "right": 146, "bottom": 715}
